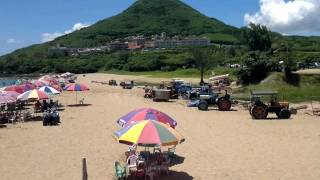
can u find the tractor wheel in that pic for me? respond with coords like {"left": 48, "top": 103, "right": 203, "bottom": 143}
{"left": 251, "top": 105, "right": 268, "bottom": 119}
{"left": 198, "top": 100, "right": 209, "bottom": 111}
{"left": 279, "top": 108, "right": 291, "bottom": 119}
{"left": 217, "top": 98, "right": 232, "bottom": 111}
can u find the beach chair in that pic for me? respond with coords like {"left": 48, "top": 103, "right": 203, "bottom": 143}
{"left": 126, "top": 154, "right": 138, "bottom": 172}
{"left": 114, "top": 161, "right": 126, "bottom": 180}
{"left": 8, "top": 112, "right": 17, "bottom": 124}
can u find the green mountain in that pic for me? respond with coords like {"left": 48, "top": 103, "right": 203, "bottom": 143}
{"left": 0, "top": 0, "right": 319, "bottom": 75}
{"left": 53, "top": 0, "right": 240, "bottom": 47}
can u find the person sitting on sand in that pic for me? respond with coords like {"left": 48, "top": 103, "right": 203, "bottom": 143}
{"left": 49, "top": 99, "right": 55, "bottom": 108}
{"left": 35, "top": 100, "right": 41, "bottom": 112}
{"left": 42, "top": 100, "right": 48, "bottom": 111}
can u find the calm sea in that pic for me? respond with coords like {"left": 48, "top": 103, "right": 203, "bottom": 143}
{"left": 0, "top": 78, "right": 17, "bottom": 88}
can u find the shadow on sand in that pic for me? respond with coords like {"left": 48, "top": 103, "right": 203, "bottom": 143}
{"left": 0, "top": 124, "right": 7, "bottom": 128}
{"left": 67, "top": 104, "right": 92, "bottom": 107}
{"left": 170, "top": 154, "right": 185, "bottom": 167}
{"left": 24, "top": 116, "right": 43, "bottom": 122}
{"left": 161, "top": 171, "right": 194, "bottom": 180}
{"left": 126, "top": 171, "right": 194, "bottom": 180}
{"left": 252, "top": 117, "right": 292, "bottom": 121}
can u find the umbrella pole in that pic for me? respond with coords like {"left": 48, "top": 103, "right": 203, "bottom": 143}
{"left": 76, "top": 91, "right": 78, "bottom": 104}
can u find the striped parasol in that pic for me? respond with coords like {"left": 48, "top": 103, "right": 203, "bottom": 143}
{"left": 38, "top": 86, "right": 60, "bottom": 95}
{"left": 117, "top": 108, "right": 177, "bottom": 128}
{"left": 17, "top": 89, "right": 49, "bottom": 101}
{"left": 114, "top": 120, "right": 184, "bottom": 147}
{"left": 64, "top": 83, "right": 89, "bottom": 104}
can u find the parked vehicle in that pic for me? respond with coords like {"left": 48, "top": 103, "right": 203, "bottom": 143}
{"left": 153, "top": 89, "right": 171, "bottom": 102}
{"left": 109, "top": 80, "right": 117, "bottom": 86}
{"left": 120, "top": 81, "right": 134, "bottom": 89}
{"left": 249, "top": 90, "right": 291, "bottom": 119}
{"left": 195, "top": 86, "right": 232, "bottom": 111}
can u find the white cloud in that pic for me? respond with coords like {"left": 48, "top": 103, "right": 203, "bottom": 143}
{"left": 244, "top": 0, "right": 320, "bottom": 35}
{"left": 6, "top": 38, "right": 17, "bottom": 44}
{"left": 41, "top": 22, "right": 90, "bottom": 42}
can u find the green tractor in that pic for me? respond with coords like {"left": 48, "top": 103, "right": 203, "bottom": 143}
{"left": 249, "top": 90, "right": 291, "bottom": 119}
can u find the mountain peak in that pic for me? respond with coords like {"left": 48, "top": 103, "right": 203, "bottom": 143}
{"left": 60, "top": 0, "right": 238, "bottom": 47}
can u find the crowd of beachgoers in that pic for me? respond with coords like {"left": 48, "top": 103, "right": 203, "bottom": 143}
{"left": 0, "top": 72, "right": 84, "bottom": 125}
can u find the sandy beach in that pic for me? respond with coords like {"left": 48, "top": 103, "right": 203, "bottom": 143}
{"left": 1, "top": 73, "right": 320, "bottom": 180}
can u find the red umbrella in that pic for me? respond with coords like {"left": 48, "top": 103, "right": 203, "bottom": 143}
{"left": 19, "top": 83, "right": 35, "bottom": 92}
{"left": 3, "top": 85, "right": 24, "bottom": 94}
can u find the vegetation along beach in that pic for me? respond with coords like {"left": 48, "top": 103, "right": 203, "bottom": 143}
{"left": 0, "top": 0, "right": 319, "bottom": 180}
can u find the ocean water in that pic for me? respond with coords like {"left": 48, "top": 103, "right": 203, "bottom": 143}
{"left": 0, "top": 78, "right": 17, "bottom": 88}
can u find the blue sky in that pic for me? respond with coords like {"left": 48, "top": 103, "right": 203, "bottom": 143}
{"left": 1, "top": 0, "right": 319, "bottom": 56}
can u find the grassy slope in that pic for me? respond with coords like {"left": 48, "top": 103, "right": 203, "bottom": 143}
{"left": 233, "top": 72, "right": 320, "bottom": 103}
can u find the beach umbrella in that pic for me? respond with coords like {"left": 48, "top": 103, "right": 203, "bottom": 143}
{"left": 19, "top": 83, "right": 35, "bottom": 92}
{"left": 0, "top": 91, "right": 18, "bottom": 104}
{"left": 39, "top": 76, "right": 59, "bottom": 85}
{"left": 0, "top": 91, "right": 20, "bottom": 98}
{"left": 117, "top": 108, "right": 177, "bottom": 128}
{"left": 38, "top": 86, "right": 60, "bottom": 95}
{"left": 64, "top": 83, "right": 89, "bottom": 104}
{"left": 32, "top": 80, "right": 47, "bottom": 88}
{"left": 51, "top": 84, "right": 63, "bottom": 92}
{"left": 114, "top": 120, "right": 185, "bottom": 147}
{"left": 3, "top": 85, "right": 24, "bottom": 94}
{"left": 17, "top": 89, "right": 49, "bottom": 101}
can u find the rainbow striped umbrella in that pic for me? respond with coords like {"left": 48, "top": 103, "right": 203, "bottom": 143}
{"left": 117, "top": 108, "right": 177, "bottom": 128}
{"left": 17, "top": 89, "right": 49, "bottom": 101}
{"left": 114, "top": 120, "right": 184, "bottom": 147}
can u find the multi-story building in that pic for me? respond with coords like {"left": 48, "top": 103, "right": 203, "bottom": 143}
{"left": 154, "top": 40, "right": 179, "bottom": 49}
{"left": 178, "top": 38, "right": 211, "bottom": 47}
{"left": 108, "top": 42, "right": 129, "bottom": 51}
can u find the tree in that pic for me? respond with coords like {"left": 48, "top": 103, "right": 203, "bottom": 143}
{"left": 238, "top": 51, "right": 274, "bottom": 84}
{"left": 191, "top": 47, "right": 220, "bottom": 84}
{"left": 241, "top": 23, "right": 272, "bottom": 51}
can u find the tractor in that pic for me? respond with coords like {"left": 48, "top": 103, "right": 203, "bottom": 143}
{"left": 196, "top": 86, "right": 232, "bottom": 111}
{"left": 249, "top": 90, "right": 291, "bottom": 119}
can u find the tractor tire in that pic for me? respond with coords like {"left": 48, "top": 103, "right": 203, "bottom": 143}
{"left": 251, "top": 105, "right": 268, "bottom": 119}
{"left": 198, "top": 100, "right": 209, "bottom": 111}
{"left": 279, "top": 108, "right": 291, "bottom": 119}
{"left": 217, "top": 98, "right": 232, "bottom": 111}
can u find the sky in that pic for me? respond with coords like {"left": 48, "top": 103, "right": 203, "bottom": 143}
{"left": 1, "top": 0, "right": 320, "bottom": 56}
